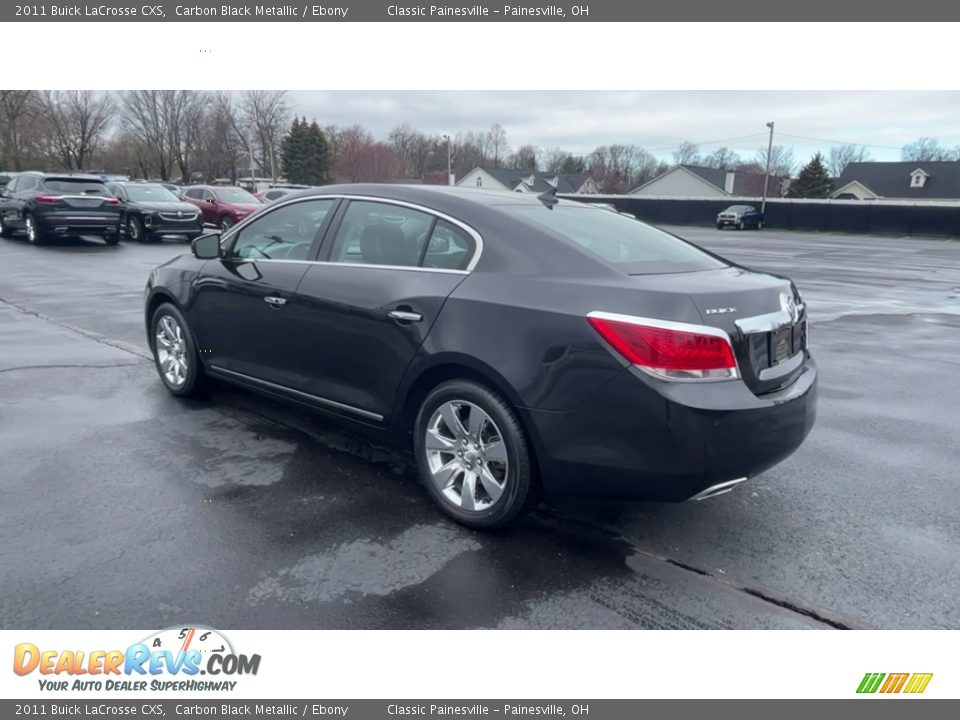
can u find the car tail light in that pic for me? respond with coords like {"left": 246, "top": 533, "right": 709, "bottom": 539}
{"left": 105, "top": 197, "right": 120, "bottom": 205}
{"left": 35, "top": 195, "right": 62, "bottom": 204}
{"left": 587, "top": 311, "right": 739, "bottom": 381}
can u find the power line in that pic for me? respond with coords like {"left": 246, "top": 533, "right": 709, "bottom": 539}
{"left": 774, "top": 131, "right": 904, "bottom": 151}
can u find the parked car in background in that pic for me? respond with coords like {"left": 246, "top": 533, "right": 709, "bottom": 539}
{"left": 180, "top": 185, "right": 262, "bottom": 231}
{"left": 0, "top": 172, "right": 122, "bottom": 245}
{"left": 143, "top": 185, "right": 816, "bottom": 528}
{"left": 0, "top": 172, "right": 18, "bottom": 191}
{"left": 717, "top": 205, "right": 765, "bottom": 230}
{"left": 106, "top": 182, "right": 204, "bottom": 243}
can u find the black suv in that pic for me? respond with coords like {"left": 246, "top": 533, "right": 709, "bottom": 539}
{"left": 106, "top": 182, "right": 204, "bottom": 243}
{"left": 0, "top": 172, "right": 123, "bottom": 245}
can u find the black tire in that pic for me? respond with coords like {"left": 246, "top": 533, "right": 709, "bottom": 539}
{"left": 414, "top": 379, "right": 536, "bottom": 529}
{"left": 0, "top": 213, "right": 12, "bottom": 238}
{"left": 738, "top": 220, "right": 745, "bottom": 231}
{"left": 219, "top": 215, "right": 234, "bottom": 232}
{"left": 716, "top": 224, "right": 723, "bottom": 231}
{"left": 756, "top": 220, "right": 764, "bottom": 230}
{"left": 24, "top": 213, "right": 44, "bottom": 245}
{"left": 104, "top": 233, "right": 120, "bottom": 246}
{"left": 127, "top": 215, "right": 147, "bottom": 243}
{"left": 149, "top": 302, "right": 205, "bottom": 397}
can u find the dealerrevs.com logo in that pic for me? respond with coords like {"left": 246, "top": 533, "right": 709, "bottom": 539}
{"left": 13, "top": 626, "right": 260, "bottom": 692}
{"left": 857, "top": 673, "right": 933, "bottom": 695}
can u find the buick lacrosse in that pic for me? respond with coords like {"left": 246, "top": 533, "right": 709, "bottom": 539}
{"left": 144, "top": 185, "right": 816, "bottom": 528}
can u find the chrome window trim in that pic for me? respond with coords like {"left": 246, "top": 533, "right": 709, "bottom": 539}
{"left": 208, "top": 365, "right": 384, "bottom": 422}
{"left": 221, "top": 193, "right": 484, "bottom": 273}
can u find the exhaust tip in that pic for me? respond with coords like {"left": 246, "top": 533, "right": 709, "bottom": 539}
{"left": 689, "top": 477, "right": 747, "bottom": 501}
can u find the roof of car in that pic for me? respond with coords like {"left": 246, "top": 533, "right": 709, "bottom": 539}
{"left": 284, "top": 183, "right": 580, "bottom": 208}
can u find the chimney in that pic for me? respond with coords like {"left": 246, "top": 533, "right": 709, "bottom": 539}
{"left": 724, "top": 170, "right": 736, "bottom": 194}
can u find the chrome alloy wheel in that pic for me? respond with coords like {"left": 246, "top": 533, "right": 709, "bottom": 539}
{"left": 155, "top": 315, "right": 189, "bottom": 388}
{"left": 425, "top": 400, "right": 509, "bottom": 512}
{"left": 25, "top": 215, "right": 37, "bottom": 243}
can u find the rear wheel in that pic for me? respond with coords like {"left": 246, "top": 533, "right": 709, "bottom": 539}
{"left": 150, "top": 303, "right": 204, "bottom": 397}
{"left": 24, "top": 214, "right": 44, "bottom": 245}
{"left": 414, "top": 380, "right": 535, "bottom": 529}
{"left": 756, "top": 220, "right": 764, "bottom": 230}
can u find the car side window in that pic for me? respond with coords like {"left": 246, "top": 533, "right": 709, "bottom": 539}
{"left": 184, "top": 188, "right": 200, "bottom": 200}
{"left": 328, "top": 201, "right": 434, "bottom": 268}
{"left": 423, "top": 219, "right": 474, "bottom": 270}
{"left": 201, "top": 189, "right": 214, "bottom": 201}
{"left": 230, "top": 199, "right": 335, "bottom": 261}
{"left": 18, "top": 176, "right": 38, "bottom": 192}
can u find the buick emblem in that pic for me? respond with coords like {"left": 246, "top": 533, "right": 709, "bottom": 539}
{"left": 780, "top": 292, "right": 799, "bottom": 323}
{"left": 177, "top": 211, "right": 183, "bottom": 218}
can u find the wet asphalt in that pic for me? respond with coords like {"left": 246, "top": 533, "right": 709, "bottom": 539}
{"left": 1, "top": 226, "right": 958, "bottom": 630}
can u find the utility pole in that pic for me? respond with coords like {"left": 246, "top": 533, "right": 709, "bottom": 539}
{"left": 443, "top": 134, "right": 452, "bottom": 185}
{"left": 761, "top": 121, "right": 775, "bottom": 215}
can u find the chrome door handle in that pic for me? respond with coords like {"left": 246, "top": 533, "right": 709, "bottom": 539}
{"left": 264, "top": 296, "right": 287, "bottom": 308}
{"left": 388, "top": 310, "right": 423, "bottom": 323}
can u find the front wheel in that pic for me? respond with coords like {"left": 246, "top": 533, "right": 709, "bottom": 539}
{"left": 0, "top": 214, "right": 12, "bottom": 238}
{"left": 414, "top": 380, "right": 535, "bottom": 529}
{"left": 104, "top": 232, "right": 120, "bottom": 246}
{"left": 127, "top": 215, "right": 147, "bottom": 243}
{"left": 738, "top": 220, "right": 745, "bottom": 230}
{"left": 150, "top": 303, "right": 204, "bottom": 397}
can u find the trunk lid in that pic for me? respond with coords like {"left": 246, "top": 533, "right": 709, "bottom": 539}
{"left": 631, "top": 266, "right": 807, "bottom": 395}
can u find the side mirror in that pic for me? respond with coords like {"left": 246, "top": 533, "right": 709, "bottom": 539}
{"left": 192, "top": 232, "right": 222, "bottom": 259}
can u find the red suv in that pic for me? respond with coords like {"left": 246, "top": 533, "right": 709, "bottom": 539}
{"left": 180, "top": 185, "right": 262, "bottom": 231}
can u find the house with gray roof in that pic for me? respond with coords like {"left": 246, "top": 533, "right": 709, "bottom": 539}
{"left": 457, "top": 167, "right": 599, "bottom": 194}
{"left": 629, "top": 165, "right": 790, "bottom": 198}
{"left": 832, "top": 161, "right": 960, "bottom": 201}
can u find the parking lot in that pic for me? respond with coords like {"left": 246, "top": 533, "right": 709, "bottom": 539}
{"left": 1, "top": 226, "right": 958, "bottom": 630}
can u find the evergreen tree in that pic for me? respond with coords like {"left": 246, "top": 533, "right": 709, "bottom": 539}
{"left": 281, "top": 117, "right": 330, "bottom": 185}
{"left": 788, "top": 153, "right": 833, "bottom": 198}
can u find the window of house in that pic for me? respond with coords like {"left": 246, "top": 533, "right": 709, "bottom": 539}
{"left": 476, "top": 177, "right": 482, "bottom": 187}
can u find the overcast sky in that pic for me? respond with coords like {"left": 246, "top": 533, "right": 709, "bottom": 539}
{"left": 290, "top": 91, "right": 960, "bottom": 163}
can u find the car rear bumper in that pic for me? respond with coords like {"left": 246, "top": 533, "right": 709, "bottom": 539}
{"left": 37, "top": 214, "right": 120, "bottom": 235}
{"left": 523, "top": 355, "right": 817, "bottom": 501}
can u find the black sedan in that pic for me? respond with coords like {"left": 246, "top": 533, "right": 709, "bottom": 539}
{"left": 717, "top": 204, "right": 765, "bottom": 230}
{"left": 106, "top": 182, "right": 205, "bottom": 243}
{"left": 144, "top": 185, "right": 817, "bottom": 528}
{"left": 0, "top": 172, "right": 122, "bottom": 245}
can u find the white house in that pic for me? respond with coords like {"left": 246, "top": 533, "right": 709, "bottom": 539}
{"left": 457, "top": 167, "right": 599, "bottom": 194}
{"left": 630, "top": 165, "right": 789, "bottom": 198}
{"left": 831, "top": 162, "right": 960, "bottom": 201}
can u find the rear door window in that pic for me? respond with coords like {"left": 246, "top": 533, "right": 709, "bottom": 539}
{"left": 328, "top": 201, "right": 435, "bottom": 268}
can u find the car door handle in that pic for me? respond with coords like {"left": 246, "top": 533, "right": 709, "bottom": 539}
{"left": 264, "top": 296, "right": 287, "bottom": 308}
{"left": 388, "top": 310, "right": 423, "bottom": 323}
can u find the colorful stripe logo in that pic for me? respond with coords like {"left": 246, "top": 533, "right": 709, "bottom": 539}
{"left": 857, "top": 673, "right": 933, "bottom": 694}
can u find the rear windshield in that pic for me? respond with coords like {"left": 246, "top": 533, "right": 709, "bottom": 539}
{"left": 502, "top": 204, "right": 727, "bottom": 275}
{"left": 43, "top": 179, "right": 109, "bottom": 195}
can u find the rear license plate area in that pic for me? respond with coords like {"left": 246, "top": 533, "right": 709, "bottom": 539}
{"left": 771, "top": 326, "right": 793, "bottom": 365}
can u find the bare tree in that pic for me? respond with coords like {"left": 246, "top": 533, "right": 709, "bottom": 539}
{"left": 509, "top": 144, "right": 539, "bottom": 171}
{"left": 120, "top": 91, "right": 175, "bottom": 179}
{"left": 756, "top": 144, "right": 796, "bottom": 177}
{"left": 589, "top": 144, "right": 658, "bottom": 193}
{"left": 672, "top": 141, "right": 701, "bottom": 166}
{"left": 826, "top": 144, "right": 871, "bottom": 178}
{"left": 239, "top": 90, "right": 291, "bottom": 180}
{"left": 0, "top": 91, "right": 35, "bottom": 171}
{"left": 35, "top": 91, "right": 114, "bottom": 171}
{"left": 486, "top": 123, "right": 510, "bottom": 168}
{"left": 703, "top": 146, "right": 741, "bottom": 170}
{"left": 901, "top": 137, "right": 955, "bottom": 162}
